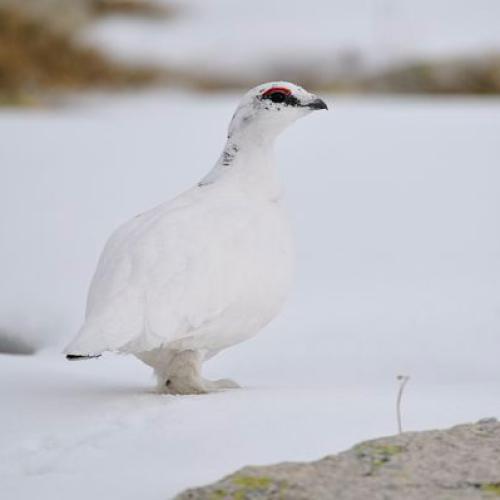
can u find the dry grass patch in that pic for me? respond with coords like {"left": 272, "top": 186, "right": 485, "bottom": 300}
{"left": 90, "top": 0, "right": 173, "bottom": 19}
{"left": 0, "top": 5, "right": 162, "bottom": 105}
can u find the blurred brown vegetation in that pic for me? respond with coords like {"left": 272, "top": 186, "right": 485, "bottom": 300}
{"left": 355, "top": 56, "right": 500, "bottom": 95}
{"left": 91, "top": 0, "right": 172, "bottom": 18}
{"left": 170, "top": 56, "right": 500, "bottom": 96}
{"left": 1, "top": 0, "right": 499, "bottom": 106}
{"left": 0, "top": 4, "right": 162, "bottom": 105}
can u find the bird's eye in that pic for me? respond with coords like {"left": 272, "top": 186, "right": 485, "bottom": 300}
{"left": 262, "top": 87, "right": 292, "bottom": 104}
{"left": 268, "top": 91, "right": 287, "bottom": 103}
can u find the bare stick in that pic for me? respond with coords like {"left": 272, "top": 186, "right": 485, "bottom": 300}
{"left": 396, "top": 375, "right": 410, "bottom": 434}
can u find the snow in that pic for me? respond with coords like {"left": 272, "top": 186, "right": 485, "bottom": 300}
{"left": 85, "top": 0, "right": 500, "bottom": 76}
{"left": 1, "top": 92, "right": 500, "bottom": 499}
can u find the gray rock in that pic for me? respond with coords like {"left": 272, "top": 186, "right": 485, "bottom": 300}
{"left": 0, "top": 330, "right": 37, "bottom": 355}
{"left": 175, "top": 420, "right": 500, "bottom": 499}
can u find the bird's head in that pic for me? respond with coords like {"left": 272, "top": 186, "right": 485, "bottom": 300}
{"left": 228, "top": 82, "right": 328, "bottom": 144}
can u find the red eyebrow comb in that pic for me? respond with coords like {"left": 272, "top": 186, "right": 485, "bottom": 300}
{"left": 262, "top": 87, "right": 292, "bottom": 96}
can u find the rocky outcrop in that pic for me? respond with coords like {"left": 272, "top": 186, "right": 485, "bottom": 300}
{"left": 175, "top": 419, "right": 500, "bottom": 499}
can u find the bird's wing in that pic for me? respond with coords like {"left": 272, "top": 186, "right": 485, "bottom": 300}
{"left": 65, "top": 191, "right": 254, "bottom": 356}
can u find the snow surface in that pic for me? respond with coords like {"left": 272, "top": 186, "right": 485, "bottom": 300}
{"left": 1, "top": 92, "right": 500, "bottom": 499}
{"left": 86, "top": 0, "right": 500, "bottom": 76}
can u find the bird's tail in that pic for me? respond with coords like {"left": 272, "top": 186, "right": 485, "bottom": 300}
{"left": 64, "top": 322, "right": 105, "bottom": 360}
{"left": 66, "top": 354, "right": 101, "bottom": 361}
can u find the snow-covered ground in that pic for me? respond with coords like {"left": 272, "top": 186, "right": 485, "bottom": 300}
{"left": 86, "top": 0, "right": 500, "bottom": 77}
{"left": 1, "top": 92, "right": 499, "bottom": 499}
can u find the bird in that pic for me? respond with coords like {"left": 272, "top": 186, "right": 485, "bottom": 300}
{"left": 65, "top": 82, "right": 328, "bottom": 394}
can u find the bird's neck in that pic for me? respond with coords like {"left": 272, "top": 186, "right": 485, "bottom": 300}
{"left": 199, "top": 136, "right": 282, "bottom": 201}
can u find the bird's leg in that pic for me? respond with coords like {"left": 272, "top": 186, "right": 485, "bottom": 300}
{"left": 162, "top": 350, "right": 239, "bottom": 395}
{"left": 163, "top": 350, "right": 206, "bottom": 394}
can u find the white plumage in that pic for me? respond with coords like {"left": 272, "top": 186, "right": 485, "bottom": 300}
{"left": 65, "top": 82, "right": 327, "bottom": 394}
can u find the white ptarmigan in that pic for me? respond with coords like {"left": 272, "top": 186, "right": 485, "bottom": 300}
{"left": 65, "top": 82, "right": 327, "bottom": 394}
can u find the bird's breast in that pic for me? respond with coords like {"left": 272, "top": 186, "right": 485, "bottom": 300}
{"left": 219, "top": 202, "right": 294, "bottom": 312}
{"left": 181, "top": 201, "right": 294, "bottom": 350}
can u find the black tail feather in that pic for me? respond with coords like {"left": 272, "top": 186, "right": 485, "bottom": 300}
{"left": 66, "top": 354, "right": 101, "bottom": 361}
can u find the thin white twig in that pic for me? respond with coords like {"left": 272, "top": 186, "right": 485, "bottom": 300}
{"left": 396, "top": 375, "right": 410, "bottom": 434}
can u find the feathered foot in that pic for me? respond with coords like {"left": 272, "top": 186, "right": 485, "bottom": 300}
{"left": 164, "top": 376, "right": 240, "bottom": 395}
{"left": 159, "top": 350, "right": 240, "bottom": 395}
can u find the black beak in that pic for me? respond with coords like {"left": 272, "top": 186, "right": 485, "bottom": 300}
{"left": 307, "top": 98, "right": 328, "bottom": 110}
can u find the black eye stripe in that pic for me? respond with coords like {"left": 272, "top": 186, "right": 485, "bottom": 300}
{"left": 262, "top": 92, "right": 300, "bottom": 106}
